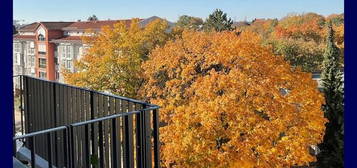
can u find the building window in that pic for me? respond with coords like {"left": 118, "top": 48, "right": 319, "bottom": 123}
{"left": 30, "top": 42, "right": 34, "bottom": 48}
{"left": 65, "top": 60, "right": 73, "bottom": 69}
{"left": 55, "top": 71, "right": 60, "bottom": 80}
{"left": 66, "top": 46, "right": 72, "bottom": 59}
{"left": 39, "top": 58, "right": 47, "bottom": 68}
{"left": 61, "top": 45, "right": 74, "bottom": 70}
{"left": 28, "top": 47, "right": 35, "bottom": 55}
{"left": 59, "top": 45, "right": 73, "bottom": 59}
{"left": 13, "top": 53, "right": 20, "bottom": 65}
{"left": 38, "top": 44, "right": 46, "bottom": 54}
{"left": 27, "top": 42, "right": 35, "bottom": 55}
{"left": 38, "top": 34, "right": 45, "bottom": 41}
{"left": 14, "top": 43, "right": 21, "bottom": 53}
{"left": 28, "top": 55, "right": 35, "bottom": 67}
{"left": 39, "top": 71, "right": 47, "bottom": 79}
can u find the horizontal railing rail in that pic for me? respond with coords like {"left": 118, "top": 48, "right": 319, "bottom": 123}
{"left": 13, "top": 75, "right": 158, "bottom": 107}
{"left": 13, "top": 106, "right": 158, "bottom": 140}
{"left": 13, "top": 75, "right": 161, "bottom": 168}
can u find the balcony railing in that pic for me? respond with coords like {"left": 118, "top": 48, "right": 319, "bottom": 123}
{"left": 38, "top": 51, "right": 46, "bottom": 55}
{"left": 13, "top": 75, "right": 160, "bottom": 168}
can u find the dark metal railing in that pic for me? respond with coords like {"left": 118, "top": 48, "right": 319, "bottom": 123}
{"left": 13, "top": 75, "right": 160, "bottom": 168}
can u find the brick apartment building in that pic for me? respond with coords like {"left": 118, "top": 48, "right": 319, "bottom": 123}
{"left": 13, "top": 16, "right": 169, "bottom": 84}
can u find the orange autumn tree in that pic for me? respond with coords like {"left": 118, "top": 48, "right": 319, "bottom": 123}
{"left": 237, "top": 18, "right": 278, "bottom": 39}
{"left": 142, "top": 31, "right": 327, "bottom": 167}
{"left": 273, "top": 13, "right": 326, "bottom": 43}
{"left": 63, "top": 18, "right": 172, "bottom": 98}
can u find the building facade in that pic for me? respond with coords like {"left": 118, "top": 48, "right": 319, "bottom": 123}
{"left": 13, "top": 16, "right": 168, "bottom": 84}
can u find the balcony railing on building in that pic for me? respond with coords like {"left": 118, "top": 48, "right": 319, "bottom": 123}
{"left": 13, "top": 75, "right": 160, "bottom": 168}
{"left": 38, "top": 51, "right": 46, "bottom": 55}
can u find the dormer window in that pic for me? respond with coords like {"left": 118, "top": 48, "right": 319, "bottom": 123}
{"left": 38, "top": 34, "right": 45, "bottom": 41}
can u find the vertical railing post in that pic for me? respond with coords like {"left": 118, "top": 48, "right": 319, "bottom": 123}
{"left": 89, "top": 91, "right": 97, "bottom": 168}
{"left": 69, "top": 125, "right": 75, "bottom": 168}
{"left": 153, "top": 109, "right": 160, "bottom": 168}
{"left": 20, "top": 75, "right": 24, "bottom": 135}
{"left": 115, "top": 99, "right": 123, "bottom": 168}
{"left": 23, "top": 76, "right": 29, "bottom": 134}
{"left": 136, "top": 105, "right": 143, "bottom": 168}
{"left": 12, "top": 112, "right": 16, "bottom": 157}
{"left": 63, "top": 128, "right": 69, "bottom": 168}
{"left": 47, "top": 132, "right": 53, "bottom": 168}
{"left": 12, "top": 78, "right": 16, "bottom": 157}
{"left": 84, "top": 124, "right": 90, "bottom": 168}
{"left": 52, "top": 82, "right": 59, "bottom": 167}
{"left": 111, "top": 118, "right": 118, "bottom": 168}
{"left": 123, "top": 101, "right": 134, "bottom": 168}
{"left": 29, "top": 136, "right": 36, "bottom": 168}
{"left": 144, "top": 104, "right": 153, "bottom": 168}
{"left": 63, "top": 125, "right": 75, "bottom": 168}
{"left": 98, "top": 121, "right": 104, "bottom": 168}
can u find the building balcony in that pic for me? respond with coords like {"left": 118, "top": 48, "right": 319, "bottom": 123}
{"left": 38, "top": 51, "right": 46, "bottom": 55}
{"left": 13, "top": 75, "right": 160, "bottom": 168}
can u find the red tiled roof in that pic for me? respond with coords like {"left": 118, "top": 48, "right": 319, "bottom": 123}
{"left": 251, "top": 18, "right": 268, "bottom": 24}
{"left": 13, "top": 35, "right": 36, "bottom": 40}
{"left": 40, "top": 22, "right": 74, "bottom": 30}
{"left": 57, "top": 36, "right": 81, "bottom": 40}
{"left": 51, "top": 36, "right": 82, "bottom": 43}
{"left": 233, "top": 21, "right": 250, "bottom": 27}
{"left": 18, "top": 22, "right": 75, "bottom": 32}
{"left": 63, "top": 20, "right": 139, "bottom": 31}
{"left": 18, "top": 23, "right": 40, "bottom": 32}
{"left": 16, "top": 19, "right": 148, "bottom": 33}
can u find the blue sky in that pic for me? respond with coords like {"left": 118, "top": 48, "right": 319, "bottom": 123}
{"left": 14, "top": 0, "right": 344, "bottom": 23}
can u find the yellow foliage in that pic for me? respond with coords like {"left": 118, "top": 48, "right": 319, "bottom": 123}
{"left": 63, "top": 18, "right": 172, "bottom": 98}
{"left": 143, "top": 30, "right": 327, "bottom": 167}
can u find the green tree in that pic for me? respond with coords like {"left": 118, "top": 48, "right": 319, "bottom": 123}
{"left": 268, "top": 39, "right": 324, "bottom": 72}
{"left": 326, "top": 13, "right": 344, "bottom": 26}
{"left": 203, "top": 9, "right": 234, "bottom": 32}
{"left": 176, "top": 15, "right": 204, "bottom": 30}
{"left": 317, "top": 22, "right": 344, "bottom": 168}
{"left": 88, "top": 15, "right": 98, "bottom": 21}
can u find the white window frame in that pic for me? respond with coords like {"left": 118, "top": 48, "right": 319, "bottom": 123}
{"left": 14, "top": 43, "right": 21, "bottom": 53}
{"left": 27, "top": 55, "right": 35, "bottom": 67}
{"left": 13, "top": 53, "right": 20, "bottom": 65}
{"left": 38, "top": 44, "right": 46, "bottom": 52}
{"left": 27, "top": 42, "right": 35, "bottom": 55}
{"left": 61, "top": 45, "right": 74, "bottom": 70}
{"left": 39, "top": 71, "right": 47, "bottom": 79}
{"left": 39, "top": 58, "right": 47, "bottom": 68}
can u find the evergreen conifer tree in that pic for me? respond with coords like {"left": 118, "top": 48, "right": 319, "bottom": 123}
{"left": 317, "top": 21, "right": 344, "bottom": 168}
{"left": 203, "top": 9, "right": 234, "bottom": 32}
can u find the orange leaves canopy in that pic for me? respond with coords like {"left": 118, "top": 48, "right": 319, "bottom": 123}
{"left": 273, "top": 13, "right": 326, "bottom": 42}
{"left": 143, "top": 31, "right": 327, "bottom": 167}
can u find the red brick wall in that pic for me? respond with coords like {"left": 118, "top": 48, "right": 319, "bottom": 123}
{"left": 48, "top": 30, "right": 64, "bottom": 39}
{"left": 46, "top": 42, "right": 56, "bottom": 80}
{"left": 35, "top": 25, "right": 64, "bottom": 81}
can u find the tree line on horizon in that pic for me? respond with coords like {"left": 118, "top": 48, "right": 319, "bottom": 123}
{"left": 175, "top": 10, "right": 344, "bottom": 73}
